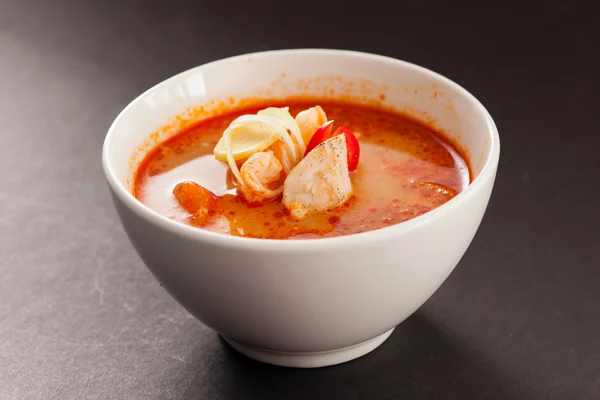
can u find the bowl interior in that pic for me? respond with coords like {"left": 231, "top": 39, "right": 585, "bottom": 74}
{"left": 105, "top": 49, "right": 497, "bottom": 197}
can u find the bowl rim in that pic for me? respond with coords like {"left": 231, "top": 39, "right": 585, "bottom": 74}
{"left": 102, "top": 48, "right": 500, "bottom": 250}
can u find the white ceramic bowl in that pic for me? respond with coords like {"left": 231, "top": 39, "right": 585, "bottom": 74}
{"left": 102, "top": 49, "right": 499, "bottom": 368}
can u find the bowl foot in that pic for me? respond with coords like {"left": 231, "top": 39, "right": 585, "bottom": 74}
{"left": 221, "top": 327, "right": 395, "bottom": 368}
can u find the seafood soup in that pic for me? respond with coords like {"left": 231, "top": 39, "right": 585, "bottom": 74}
{"left": 134, "top": 100, "right": 471, "bottom": 239}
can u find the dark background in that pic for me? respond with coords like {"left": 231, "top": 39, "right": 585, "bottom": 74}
{"left": 1, "top": 0, "right": 598, "bottom": 398}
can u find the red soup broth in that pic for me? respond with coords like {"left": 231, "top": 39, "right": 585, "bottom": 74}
{"left": 133, "top": 101, "right": 471, "bottom": 239}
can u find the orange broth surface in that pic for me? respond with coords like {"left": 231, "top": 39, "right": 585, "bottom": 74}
{"left": 134, "top": 101, "right": 471, "bottom": 239}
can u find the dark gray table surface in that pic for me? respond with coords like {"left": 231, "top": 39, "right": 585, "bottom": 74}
{"left": 1, "top": 0, "right": 598, "bottom": 399}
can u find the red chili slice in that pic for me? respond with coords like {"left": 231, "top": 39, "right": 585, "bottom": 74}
{"left": 304, "top": 120, "right": 334, "bottom": 156}
{"left": 304, "top": 121, "right": 360, "bottom": 171}
{"left": 333, "top": 126, "right": 360, "bottom": 171}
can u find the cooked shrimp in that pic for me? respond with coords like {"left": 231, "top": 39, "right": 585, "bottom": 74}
{"left": 218, "top": 107, "right": 301, "bottom": 185}
{"left": 295, "top": 105, "right": 327, "bottom": 144}
{"left": 282, "top": 134, "right": 352, "bottom": 219}
{"left": 268, "top": 139, "right": 296, "bottom": 174}
{"left": 173, "top": 181, "right": 218, "bottom": 225}
{"left": 266, "top": 106, "right": 329, "bottom": 174}
{"left": 216, "top": 106, "right": 330, "bottom": 204}
{"left": 238, "top": 151, "right": 284, "bottom": 203}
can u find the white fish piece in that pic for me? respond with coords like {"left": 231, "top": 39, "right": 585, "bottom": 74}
{"left": 282, "top": 134, "right": 353, "bottom": 219}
